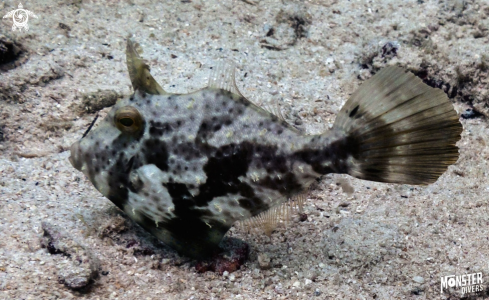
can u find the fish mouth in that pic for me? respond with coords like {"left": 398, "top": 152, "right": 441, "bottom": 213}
{"left": 69, "top": 141, "right": 82, "bottom": 171}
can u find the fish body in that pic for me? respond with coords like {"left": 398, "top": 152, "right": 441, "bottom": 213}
{"left": 70, "top": 87, "right": 345, "bottom": 257}
{"left": 69, "top": 40, "right": 462, "bottom": 258}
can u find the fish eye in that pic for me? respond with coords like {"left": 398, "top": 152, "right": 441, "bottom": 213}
{"left": 114, "top": 106, "right": 143, "bottom": 134}
{"left": 119, "top": 118, "right": 134, "bottom": 127}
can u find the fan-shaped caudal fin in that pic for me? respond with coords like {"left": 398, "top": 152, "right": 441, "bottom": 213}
{"left": 333, "top": 66, "right": 462, "bottom": 185}
{"left": 126, "top": 38, "right": 167, "bottom": 95}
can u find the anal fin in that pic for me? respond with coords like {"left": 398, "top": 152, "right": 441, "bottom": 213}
{"left": 239, "top": 192, "right": 307, "bottom": 236}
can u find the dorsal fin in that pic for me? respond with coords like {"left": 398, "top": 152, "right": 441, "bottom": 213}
{"left": 126, "top": 39, "right": 167, "bottom": 95}
{"left": 208, "top": 60, "right": 244, "bottom": 96}
{"left": 209, "top": 60, "right": 295, "bottom": 127}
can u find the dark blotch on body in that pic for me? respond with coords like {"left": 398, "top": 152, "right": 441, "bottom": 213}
{"left": 172, "top": 142, "right": 201, "bottom": 161}
{"left": 143, "top": 139, "right": 169, "bottom": 171}
{"left": 159, "top": 182, "right": 229, "bottom": 258}
{"left": 149, "top": 121, "right": 172, "bottom": 136}
{"left": 294, "top": 136, "right": 351, "bottom": 175}
{"left": 146, "top": 141, "right": 271, "bottom": 257}
{"left": 257, "top": 172, "right": 302, "bottom": 195}
{"left": 106, "top": 155, "right": 132, "bottom": 209}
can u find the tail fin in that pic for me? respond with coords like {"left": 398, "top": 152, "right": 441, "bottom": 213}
{"left": 333, "top": 66, "right": 462, "bottom": 185}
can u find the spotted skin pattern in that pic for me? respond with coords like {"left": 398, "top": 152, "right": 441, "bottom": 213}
{"left": 69, "top": 38, "right": 464, "bottom": 261}
{"left": 70, "top": 88, "right": 347, "bottom": 258}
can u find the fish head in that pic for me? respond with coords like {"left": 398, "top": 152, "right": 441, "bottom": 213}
{"left": 69, "top": 36, "right": 168, "bottom": 202}
{"left": 69, "top": 93, "right": 147, "bottom": 206}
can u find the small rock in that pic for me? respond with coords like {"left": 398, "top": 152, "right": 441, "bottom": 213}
{"left": 293, "top": 281, "right": 301, "bottom": 287}
{"left": 461, "top": 108, "right": 483, "bottom": 119}
{"left": 381, "top": 41, "right": 399, "bottom": 58}
{"left": 77, "top": 90, "right": 121, "bottom": 115}
{"left": 257, "top": 253, "right": 271, "bottom": 270}
{"left": 274, "top": 284, "right": 284, "bottom": 294}
{"left": 411, "top": 287, "right": 424, "bottom": 295}
{"left": 337, "top": 177, "right": 354, "bottom": 194}
{"left": 40, "top": 222, "right": 99, "bottom": 290}
{"left": 413, "top": 276, "right": 425, "bottom": 284}
{"left": 0, "top": 36, "right": 28, "bottom": 72}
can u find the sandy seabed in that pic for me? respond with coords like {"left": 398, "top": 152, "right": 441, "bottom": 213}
{"left": 1, "top": 0, "right": 489, "bottom": 299}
